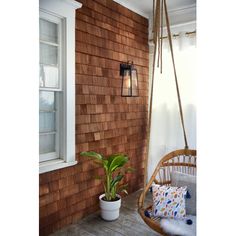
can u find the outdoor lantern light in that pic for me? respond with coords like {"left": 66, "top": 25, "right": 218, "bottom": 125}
{"left": 120, "top": 61, "right": 138, "bottom": 97}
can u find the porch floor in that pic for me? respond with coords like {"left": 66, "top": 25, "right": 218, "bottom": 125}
{"left": 50, "top": 189, "right": 160, "bottom": 236}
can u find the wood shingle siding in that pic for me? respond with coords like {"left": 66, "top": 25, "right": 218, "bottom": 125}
{"left": 39, "top": 0, "right": 149, "bottom": 235}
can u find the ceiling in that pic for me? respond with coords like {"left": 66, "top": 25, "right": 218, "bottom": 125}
{"left": 113, "top": 0, "right": 196, "bottom": 21}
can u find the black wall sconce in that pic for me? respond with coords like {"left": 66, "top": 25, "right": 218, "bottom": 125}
{"left": 120, "top": 61, "right": 139, "bottom": 97}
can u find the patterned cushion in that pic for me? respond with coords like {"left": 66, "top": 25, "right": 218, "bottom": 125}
{"left": 152, "top": 184, "right": 187, "bottom": 219}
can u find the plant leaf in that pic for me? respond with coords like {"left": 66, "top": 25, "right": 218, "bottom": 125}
{"left": 103, "top": 160, "right": 108, "bottom": 172}
{"left": 109, "top": 155, "right": 128, "bottom": 172}
{"left": 117, "top": 184, "right": 128, "bottom": 194}
{"left": 110, "top": 175, "right": 123, "bottom": 189}
{"left": 120, "top": 189, "right": 128, "bottom": 195}
{"left": 107, "top": 154, "right": 122, "bottom": 169}
{"left": 80, "top": 151, "right": 104, "bottom": 160}
{"left": 80, "top": 151, "right": 105, "bottom": 165}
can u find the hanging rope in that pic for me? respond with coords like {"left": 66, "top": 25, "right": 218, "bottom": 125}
{"left": 142, "top": 0, "right": 189, "bottom": 205}
{"left": 160, "top": 0, "right": 164, "bottom": 73}
{"left": 163, "top": 0, "right": 189, "bottom": 149}
{"left": 156, "top": 0, "right": 161, "bottom": 67}
{"left": 142, "top": 0, "right": 160, "bottom": 206}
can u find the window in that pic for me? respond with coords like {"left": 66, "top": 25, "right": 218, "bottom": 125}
{"left": 39, "top": 0, "right": 82, "bottom": 174}
{"left": 39, "top": 12, "right": 63, "bottom": 163}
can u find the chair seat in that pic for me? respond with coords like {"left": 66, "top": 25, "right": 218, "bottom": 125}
{"left": 142, "top": 206, "right": 196, "bottom": 236}
{"left": 160, "top": 214, "right": 196, "bottom": 236}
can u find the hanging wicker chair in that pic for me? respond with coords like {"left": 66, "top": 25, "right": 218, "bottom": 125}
{"left": 138, "top": 0, "right": 196, "bottom": 234}
{"left": 138, "top": 149, "right": 196, "bottom": 235}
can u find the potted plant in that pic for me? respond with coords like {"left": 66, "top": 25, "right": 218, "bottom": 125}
{"left": 80, "top": 151, "right": 133, "bottom": 221}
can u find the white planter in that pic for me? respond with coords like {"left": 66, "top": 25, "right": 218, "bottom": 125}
{"left": 99, "top": 194, "right": 121, "bottom": 221}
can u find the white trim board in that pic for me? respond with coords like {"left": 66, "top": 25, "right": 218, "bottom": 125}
{"left": 113, "top": 0, "right": 149, "bottom": 18}
{"left": 39, "top": 159, "right": 77, "bottom": 174}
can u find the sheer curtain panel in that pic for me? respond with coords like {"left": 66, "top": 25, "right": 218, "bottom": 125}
{"left": 148, "top": 23, "right": 196, "bottom": 179}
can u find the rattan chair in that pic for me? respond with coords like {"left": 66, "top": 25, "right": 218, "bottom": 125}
{"left": 139, "top": 0, "right": 196, "bottom": 234}
{"left": 138, "top": 149, "right": 196, "bottom": 235}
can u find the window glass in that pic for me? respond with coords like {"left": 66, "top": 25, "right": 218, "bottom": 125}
{"left": 39, "top": 134, "right": 56, "bottom": 154}
{"left": 39, "top": 91, "right": 55, "bottom": 111}
{"left": 40, "top": 18, "right": 58, "bottom": 44}
{"left": 39, "top": 64, "right": 59, "bottom": 88}
{"left": 40, "top": 43, "right": 58, "bottom": 66}
{"left": 131, "top": 69, "right": 138, "bottom": 96}
{"left": 39, "top": 112, "right": 55, "bottom": 133}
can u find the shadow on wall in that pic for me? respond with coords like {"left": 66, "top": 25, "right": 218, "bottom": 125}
{"left": 148, "top": 103, "right": 196, "bottom": 180}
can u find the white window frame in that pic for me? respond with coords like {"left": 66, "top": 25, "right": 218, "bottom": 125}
{"left": 39, "top": 0, "right": 82, "bottom": 174}
{"left": 39, "top": 12, "right": 63, "bottom": 163}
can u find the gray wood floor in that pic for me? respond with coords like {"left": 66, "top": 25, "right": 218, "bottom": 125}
{"left": 50, "top": 190, "right": 160, "bottom": 236}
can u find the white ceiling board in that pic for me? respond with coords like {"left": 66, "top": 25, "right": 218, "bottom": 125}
{"left": 113, "top": 0, "right": 196, "bottom": 19}
{"left": 168, "top": 4, "right": 196, "bottom": 25}
{"left": 166, "top": 0, "right": 196, "bottom": 11}
{"left": 113, "top": 0, "right": 151, "bottom": 18}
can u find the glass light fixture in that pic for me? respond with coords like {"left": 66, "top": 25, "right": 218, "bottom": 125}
{"left": 120, "top": 61, "right": 138, "bottom": 97}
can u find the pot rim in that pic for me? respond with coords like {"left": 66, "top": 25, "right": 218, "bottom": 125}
{"left": 99, "top": 193, "right": 121, "bottom": 202}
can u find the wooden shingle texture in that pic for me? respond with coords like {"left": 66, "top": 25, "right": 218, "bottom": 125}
{"left": 39, "top": 0, "right": 149, "bottom": 235}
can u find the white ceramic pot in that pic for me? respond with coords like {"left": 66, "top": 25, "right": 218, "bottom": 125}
{"left": 99, "top": 194, "right": 121, "bottom": 221}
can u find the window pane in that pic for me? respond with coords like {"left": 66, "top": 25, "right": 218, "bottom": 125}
{"left": 39, "top": 112, "right": 55, "bottom": 133}
{"left": 39, "top": 134, "right": 55, "bottom": 154}
{"left": 40, "top": 43, "right": 58, "bottom": 65}
{"left": 39, "top": 91, "right": 55, "bottom": 111}
{"left": 40, "top": 19, "right": 58, "bottom": 44}
{"left": 40, "top": 64, "right": 59, "bottom": 88}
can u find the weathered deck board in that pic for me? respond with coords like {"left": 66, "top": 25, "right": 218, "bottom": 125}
{"left": 50, "top": 190, "right": 160, "bottom": 236}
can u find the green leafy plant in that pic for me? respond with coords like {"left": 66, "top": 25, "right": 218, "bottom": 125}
{"left": 80, "top": 151, "right": 134, "bottom": 201}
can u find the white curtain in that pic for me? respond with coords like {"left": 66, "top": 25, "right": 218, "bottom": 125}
{"left": 148, "top": 25, "right": 196, "bottom": 180}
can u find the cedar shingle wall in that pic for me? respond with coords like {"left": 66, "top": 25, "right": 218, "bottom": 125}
{"left": 39, "top": 0, "right": 149, "bottom": 235}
